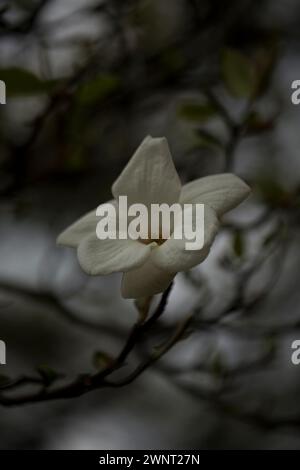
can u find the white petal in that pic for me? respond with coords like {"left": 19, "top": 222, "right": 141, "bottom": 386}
{"left": 112, "top": 136, "right": 181, "bottom": 207}
{"left": 152, "top": 205, "right": 219, "bottom": 273}
{"left": 57, "top": 200, "right": 115, "bottom": 248}
{"left": 77, "top": 235, "right": 153, "bottom": 276}
{"left": 121, "top": 255, "right": 175, "bottom": 298}
{"left": 180, "top": 173, "right": 250, "bottom": 216}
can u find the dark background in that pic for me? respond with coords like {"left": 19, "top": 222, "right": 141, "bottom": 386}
{"left": 0, "top": 0, "right": 300, "bottom": 449}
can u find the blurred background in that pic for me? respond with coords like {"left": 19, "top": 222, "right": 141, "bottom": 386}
{"left": 0, "top": 0, "right": 300, "bottom": 449}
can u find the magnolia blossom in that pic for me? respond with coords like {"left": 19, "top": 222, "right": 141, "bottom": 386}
{"left": 57, "top": 136, "right": 250, "bottom": 298}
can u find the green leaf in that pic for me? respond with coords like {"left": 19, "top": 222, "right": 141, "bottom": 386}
{"left": 232, "top": 230, "right": 244, "bottom": 258}
{"left": 222, "top": 48, "right": 256, "bottom": 98}
{"left": 77, "top": 75, "right": 120, "bottom": 105}
{"left": 178, "top": 102, "right": 218, "bottom": 123}
{"left": 0, "top": 68, "right": 57, "bottom": 96}
{"left": 92, "top": 351, "right": 115, "bottom": 370}
{"left": 37, "top": 365, "right": 61, "bottom": 386}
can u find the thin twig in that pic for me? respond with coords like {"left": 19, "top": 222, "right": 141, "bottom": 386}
{"left": 0, "top": 284, "right": 175, "bottom": 406}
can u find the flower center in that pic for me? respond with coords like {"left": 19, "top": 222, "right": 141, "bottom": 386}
{"left": 140, "top": 237, "right": 166, "bottom": 246}
{"left": 138, "top": 225, "right": 167, "bottom": 246}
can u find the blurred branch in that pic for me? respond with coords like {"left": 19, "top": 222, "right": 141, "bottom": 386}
{"left": 0, "top": 0, "right": 52, "bottom": 36}
{"left": 107, "top": 312, "right": 193, "bottom": 388}
{"left": 170, "top": 377, "right": 300, "bottom": 431}
{"left": 1, "top": 0, "right": 299, "bottom": 440}
{"left": 0, "top": 283, "right": 178, "bottom": 406}
{"left": 0, "top": 280, "right": 124, "bottom": 338}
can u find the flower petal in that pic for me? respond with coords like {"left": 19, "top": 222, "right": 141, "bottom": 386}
{"left": 77, "top": 234, "right": 154, "bottom": 276}
{"left": 57, "top": 200, "right": 116, "bottom": 248}
{"left": 180, "top": 173, "right": 250, "bottom": 216}
{"left": 57, "top": 210, "right": 99, "bottom": 248}
{"left": 152, "top": 205, "right": 219, "bottom": 273}
{"left": 121, "top": 255, "right": 175, "bottom": 298}
{"left": 112, "top": 136, "right": 181, "bottom": 207}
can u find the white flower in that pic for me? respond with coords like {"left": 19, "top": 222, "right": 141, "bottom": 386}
{"left": 57, "top": 136, "right": 250, "bottom": 298}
